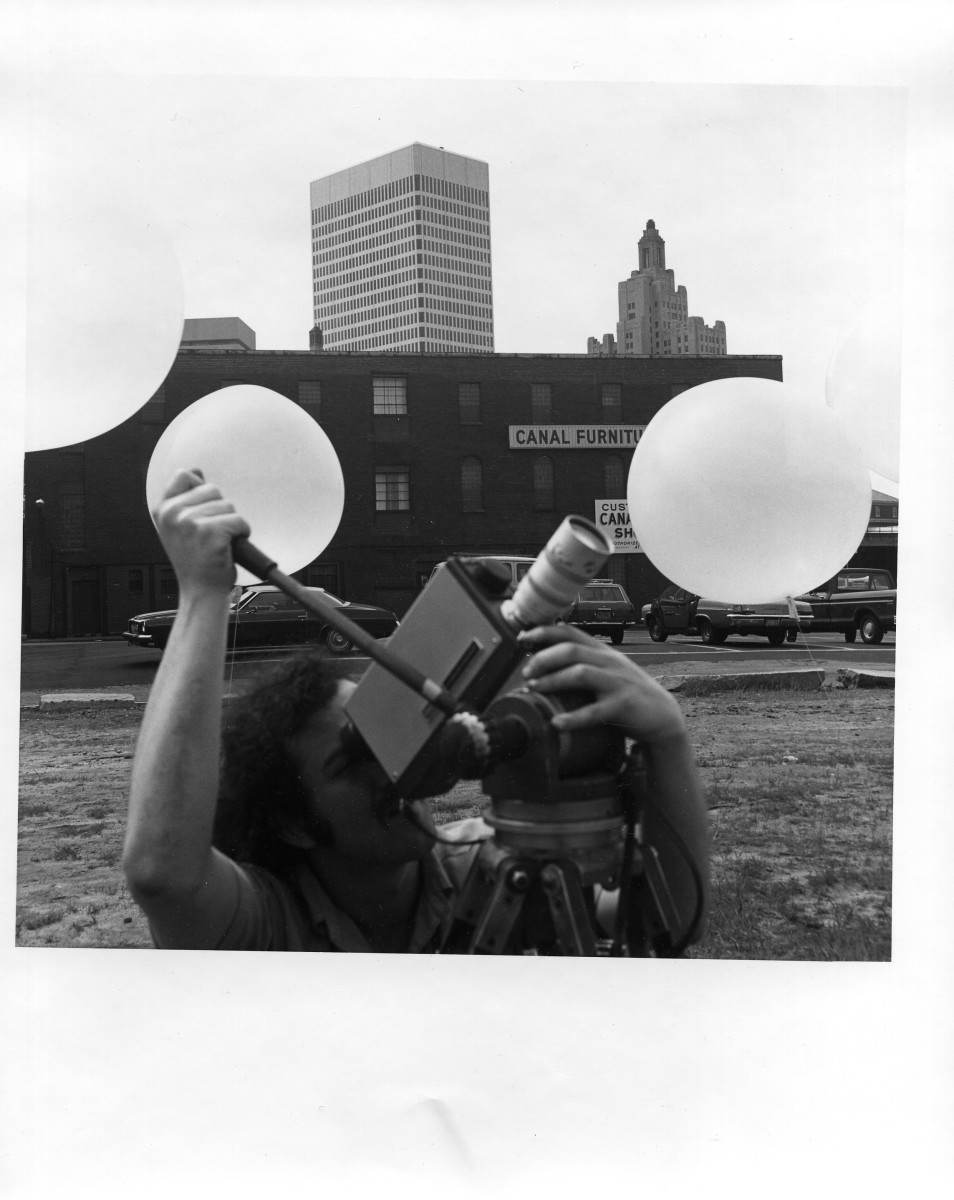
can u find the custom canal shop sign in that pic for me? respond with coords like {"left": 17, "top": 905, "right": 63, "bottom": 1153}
{"left": 594, "top": 499, "right": 643, "bottom": 554}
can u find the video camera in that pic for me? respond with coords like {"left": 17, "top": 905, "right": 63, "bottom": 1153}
{"left": 343, "top": 515, "right": 614, "bottom": 799}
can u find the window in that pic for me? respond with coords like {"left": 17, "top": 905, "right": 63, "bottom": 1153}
{"left": 461, "top": 456, "right": 484, "bottom": 511}
{"left": 128, "top": 569, "right": 144, "bottom": 595}
{"left": 59, "top": 482, "right": 85, "bottom": 550}
{"left": 604, "top": 456, "right": 625, "bottom": 497}
{"left": 375, "top": 466, "right": 410, "bottom": 511}
{"left": 601, "top": 384, "right": 622, "bottom": 423}
{"left": 373, "top": 376, "right": 407, "bottom": 415}
{"left": 157, "top": 567, "right": 178, "bottom": 601}
{"left": 532, "top": 456, "right": 554, "bottom": 511}
{"left": 458, "top": 382, "right": 481, "bottom": 424}
{"left": 530, "top": 383, "right": 552, "bottom": 423}
{"left": 298, "top": 380, "right": 321, "bottom": 416}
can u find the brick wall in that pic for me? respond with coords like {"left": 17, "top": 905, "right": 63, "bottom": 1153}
{"left": 22, "top": 350, "right": 783, "bottom": 633}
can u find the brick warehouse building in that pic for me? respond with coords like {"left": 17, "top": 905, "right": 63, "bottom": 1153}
{"left": 22, "top": 348, "right": 788, "bottom": 638}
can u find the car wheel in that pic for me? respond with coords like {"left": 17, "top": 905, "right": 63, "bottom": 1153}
{"left": 323, "top": 627, "right": 354, "bottom": 655}
{"left": 647, "top": 617, "right": 668, "bottom": 643}
{"left": 698, "top": 618, "right": 726, "bottom": 645}
{"left": 766, "top": 629, "right": 786, "bottom": 646}
{"left": 858, "top": 615, "right": 885, "bottom": 645}
{"left": 610, "top": 626, "right": 625, "bottom": 645}
{"left": 844, "top": 627, "right": 857, "bottom": 644}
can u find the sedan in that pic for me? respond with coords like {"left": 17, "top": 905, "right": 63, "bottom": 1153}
{"left": 641, "top": 585, "right": 813, "bottom": 646}
{"left": 122, "top": 584, "right": 399, "bottom": 655}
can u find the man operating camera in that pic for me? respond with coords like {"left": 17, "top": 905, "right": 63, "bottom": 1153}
{"left": 123, "top": 470, "right": 709, "bottom": 953}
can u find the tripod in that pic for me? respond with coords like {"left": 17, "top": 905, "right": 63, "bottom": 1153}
{"left": 445, "top": 748, "right": 683, "bottom": 957}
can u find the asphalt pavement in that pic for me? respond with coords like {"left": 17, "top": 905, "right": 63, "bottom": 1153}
{"left": 19, "top": 629, "right": 896, "bottom": 708}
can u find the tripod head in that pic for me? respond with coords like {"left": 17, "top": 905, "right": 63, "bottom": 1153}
{"left": 440, "top": 686, "right": 628, "bottom": 880}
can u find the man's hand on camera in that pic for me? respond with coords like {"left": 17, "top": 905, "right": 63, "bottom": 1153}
{"left": 152, "top": 470, "right": 251, "bottom": 595}
{"left": 517, "top": 623, "right": 688, "bottom": 748}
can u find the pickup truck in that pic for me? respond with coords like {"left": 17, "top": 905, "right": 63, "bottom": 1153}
{"left": 800, "top": 568, "right": 896, "bottom": 644}
{"left": 641, "top": 585, "right": 813, "bottom": 646}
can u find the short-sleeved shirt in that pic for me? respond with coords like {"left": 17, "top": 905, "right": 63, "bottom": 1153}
{"left": 209, "top": 816, "right": 492, "bottom": 952}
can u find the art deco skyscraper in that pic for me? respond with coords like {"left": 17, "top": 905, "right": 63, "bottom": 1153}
{"left": 587, "top": 219, "right": 726, "bottom": 357}
{"left": 309, "top": 143, "right": 494, "bottom": 353}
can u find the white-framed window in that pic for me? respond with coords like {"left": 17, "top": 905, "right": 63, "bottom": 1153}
{"left": 601, "top": 384, "right": 622, "bottom": 423}
{"left": 373, "top": 376, "right": 407, "bottom": 415}
{"left": 375, "top": 466, "right": 410, "bottom": 511}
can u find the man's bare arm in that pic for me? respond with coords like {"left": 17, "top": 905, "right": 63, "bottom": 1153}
{"left": 122, "top": 470, "right": 251, "bottom": 948}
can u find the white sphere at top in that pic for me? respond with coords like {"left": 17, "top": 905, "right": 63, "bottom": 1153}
{"left": 146, "top": 386, "right": 345, "bottom": 586}
{"left": 627, "top": 376, "right": 872, "bottom": 603}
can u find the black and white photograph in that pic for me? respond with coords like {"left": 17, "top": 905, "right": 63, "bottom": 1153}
{"left": 3, "top": 1, "right": 951, "bottom": 1195}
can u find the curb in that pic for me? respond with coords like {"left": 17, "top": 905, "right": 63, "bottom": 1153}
{"left": 836, "top": 668, "right": 896, "bottom": 690}
{"left": 20, "top": 665, "right": 896, "bottom": 710}
{"left": 35, "top": 693, "right": 140, "bottom": 711}
{"left": 658, "top": 669, "right": 827, "bottom": 696}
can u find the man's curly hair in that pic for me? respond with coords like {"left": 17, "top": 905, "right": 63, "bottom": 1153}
{"left": 213, "top": 649, "right": 341, "bottom": 875}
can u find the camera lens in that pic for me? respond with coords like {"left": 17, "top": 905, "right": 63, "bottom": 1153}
{"left": 501, "top": 516, "right": 613, "bottom": 629}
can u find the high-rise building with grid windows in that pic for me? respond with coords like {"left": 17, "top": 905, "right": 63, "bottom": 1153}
{"left": 309, "top": 143, "right": 494, "bottom": 354}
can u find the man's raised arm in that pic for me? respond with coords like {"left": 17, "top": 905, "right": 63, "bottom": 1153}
{"left": 122, "top": 470, "right": 251, "bottom": 948}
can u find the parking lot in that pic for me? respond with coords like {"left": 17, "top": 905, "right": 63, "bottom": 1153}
{"left": 19, "top": 626, "right": 895, "bottom": 700}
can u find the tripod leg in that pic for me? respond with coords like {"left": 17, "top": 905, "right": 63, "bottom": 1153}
{"left": 540, "top": 862, "right": 599, "bottom": 956}
{"left": 468, "top": 862, "right": 533, "bottom": 953}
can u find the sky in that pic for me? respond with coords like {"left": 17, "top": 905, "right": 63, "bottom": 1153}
{"left": 3, "top": 3, "right": 953, "bottom": 1193}
{"left": 25, "top": 73, "right": 907, "bottom": 410}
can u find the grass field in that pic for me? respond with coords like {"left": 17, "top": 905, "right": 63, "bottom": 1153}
{"left": 16, "top": 685, "right": 893, "bottom": 958}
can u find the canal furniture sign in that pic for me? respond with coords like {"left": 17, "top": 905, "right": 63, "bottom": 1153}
{"left": 508, "top": 425, "right": 646, "bottom": 449}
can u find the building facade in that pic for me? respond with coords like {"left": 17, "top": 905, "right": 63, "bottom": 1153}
{"left": 22, "top": 347, "right": 793, "bottom": 639}
{"left": 310, "top": 144, "right": 494, "bottom": 355}
{"left": 588, "top": 219, "right": 727, "bottom": 357}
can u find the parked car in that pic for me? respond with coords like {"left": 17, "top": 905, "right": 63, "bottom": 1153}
{"left": 562, "top": 579, "right": 636, "bottom": 645}
{"left": 427, "top": 555, "right": 537, "bottom": 588}
{"left": 122, "top": 583, "right": 399, "bottom": 655}
{"left": 799, "top": 568, "right": 896, "bottom": 644}
{"left": 641, "top": 586, "right": 813, "bottom": 646}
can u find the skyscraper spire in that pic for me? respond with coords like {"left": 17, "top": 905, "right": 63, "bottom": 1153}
{"left": 638, "top": 219, "right": 666, "bottom": 271}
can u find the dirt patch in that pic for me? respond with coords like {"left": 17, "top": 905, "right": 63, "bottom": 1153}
{"left": 17, "top": 685, "right": 894, "bottom": 958}
{"left": 17, "top": 708, "right": 151, "bottom": 948}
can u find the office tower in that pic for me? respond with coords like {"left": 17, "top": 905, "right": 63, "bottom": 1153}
{"left": 587, "top": 219, "right": 726, "bottom": 356}
{"left": 310, "top": 143, "right": 494, "bottom": 353}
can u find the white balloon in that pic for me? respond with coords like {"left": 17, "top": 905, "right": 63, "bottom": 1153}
{"left": 825, "top": 297, "right": 901, "bottom": 483}
{"left": 25, "top": 159, "right": 184, "bottom": 451}
{"left": 146, "top": 387, "right": 345, "bottom": 585}
{"left": 627, "top": 377, "right": 872, "bottom": 603}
